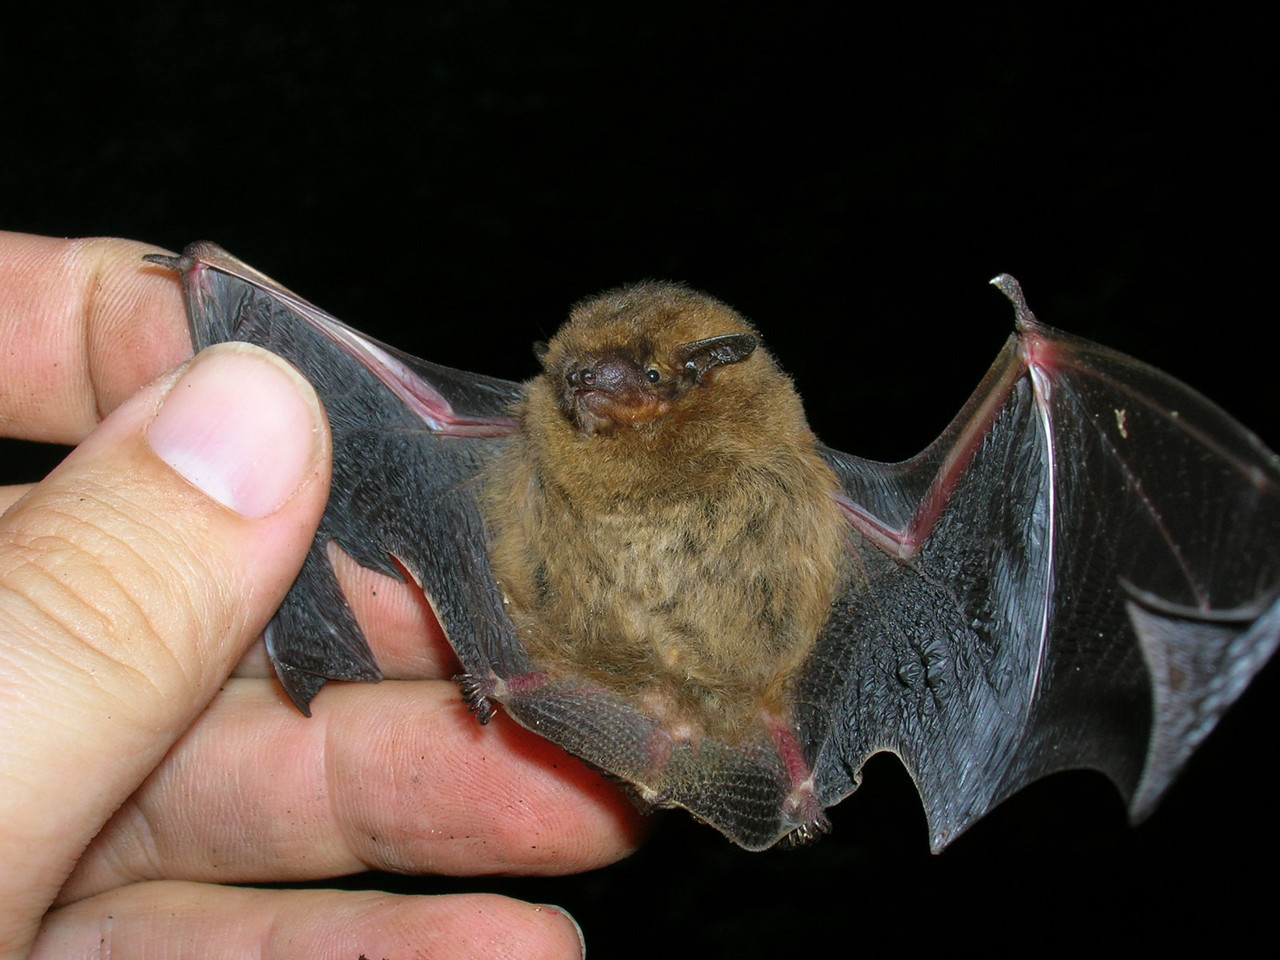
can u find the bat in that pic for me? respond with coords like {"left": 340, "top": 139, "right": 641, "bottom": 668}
{"left": 144, "top": 242, "right": 1280, "bottom": 852}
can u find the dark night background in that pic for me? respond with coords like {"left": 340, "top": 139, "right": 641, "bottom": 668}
{"left": 2, "top": 3, "right": 1274, "bottom": 956}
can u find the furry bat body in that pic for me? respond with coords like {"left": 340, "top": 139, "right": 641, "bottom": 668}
{"left": 146, "top": 244, "right": 1280, "bottom": 851}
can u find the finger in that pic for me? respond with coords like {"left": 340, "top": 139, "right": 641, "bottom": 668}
{"left": 0, "top": 344, "right": 330, "bottom": 956}
{"left": 328, "top": 544, "right": 461, "bottom": 677}
{"left": 33, "top": 882, "right": 585, "bottom": 960}
{"left": 62, "top": 679, "right": 646, "bottom": 901}
{"left": 0, "top": 232, "right": 190, "bottom": 444}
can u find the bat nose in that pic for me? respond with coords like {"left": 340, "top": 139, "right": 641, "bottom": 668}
{"left": 567, "top": 359, "right": 634, "bottom": 394}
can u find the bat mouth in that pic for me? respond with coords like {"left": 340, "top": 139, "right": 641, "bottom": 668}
{"left": 571, "top": 387, "right": 669, "bottom": 434}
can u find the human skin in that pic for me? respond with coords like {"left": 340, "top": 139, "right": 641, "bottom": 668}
{"left": 0, "top": 232, "right": 642, "bottom": 960}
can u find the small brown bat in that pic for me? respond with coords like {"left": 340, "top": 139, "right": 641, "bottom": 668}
{"left": 145, "top": 243, "right": 1280, "bottom": 851}
{"left": 479, "top": 283, "right": 850, "bottom": 829}
{"left": 485, "top": 284, "right": 846, "bottom": 741}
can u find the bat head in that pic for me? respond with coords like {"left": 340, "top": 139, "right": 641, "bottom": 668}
{"left": 538, "top": 281, "right": 760, "bottom": 437}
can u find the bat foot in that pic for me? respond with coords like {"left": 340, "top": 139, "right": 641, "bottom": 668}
{"left": 782, "top": 811, "right": 832, "bottom": 847}
{"left": 779, "top": 776, "right": 831, "bottom": 847}
{"left": 454, "top": 673, "right": 499, "bottom": 724}
{"left": 764, "top": 710, "right": 832, "bottom": 846}
{"left": 454, "top": 670, "right": 555, "bottom": 724}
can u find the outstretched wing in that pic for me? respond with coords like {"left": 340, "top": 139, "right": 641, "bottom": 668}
{"left": 806, "top": 275, "right": 1280, "bottom": 851}
{"left": 145, "top": 243, "right": 526, "bottom": 712}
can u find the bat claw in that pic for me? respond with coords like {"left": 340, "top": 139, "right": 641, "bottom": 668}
{"left": 454, "top": 673, "right": 499, "bottom": 725}
{"left": 779, "top": 770, "right": 831, "bottom": 847}
{"left": 782, "top": 812, "right": 832, "bottom": 847}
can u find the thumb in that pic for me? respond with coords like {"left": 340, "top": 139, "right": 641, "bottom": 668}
{"left": 0, "top": 342, "right": 330, "bottom": 954}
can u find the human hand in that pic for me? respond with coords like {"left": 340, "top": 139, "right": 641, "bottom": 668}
{"left": 0, "top": 232, "right": 641, "bottom": 959}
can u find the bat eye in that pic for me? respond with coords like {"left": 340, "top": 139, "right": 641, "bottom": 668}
{"left": 646, "top": 368, "right": 661, "bottom": 383}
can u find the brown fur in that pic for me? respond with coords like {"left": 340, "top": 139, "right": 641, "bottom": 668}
{"left": 482, "top": 283, "right": 847, "bottom": 744}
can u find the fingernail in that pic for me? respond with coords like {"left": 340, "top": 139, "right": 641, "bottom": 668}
{"left": 537, "top": 904, "right": 586, "bottom": 959}
{"left": 147, "top": 343, "right": 324, "bottom": 518}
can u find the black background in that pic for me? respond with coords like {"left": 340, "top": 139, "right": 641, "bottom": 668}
{"left": 2, "top": 3, "right": 1275, "bottom": 956}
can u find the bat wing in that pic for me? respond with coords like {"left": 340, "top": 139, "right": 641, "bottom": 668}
{"left": 145, "top": 243, "right": 527, "bottom": 713}
{"left": 806, "top": 275, "right": 1280, "bottom": 851}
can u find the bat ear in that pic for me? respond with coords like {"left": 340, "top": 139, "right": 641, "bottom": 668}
{"left": 674, "top": 333, "right": 758, "bottom": 381}
{"left": 533, "top": 340, "right": 550, "bottom": 364}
